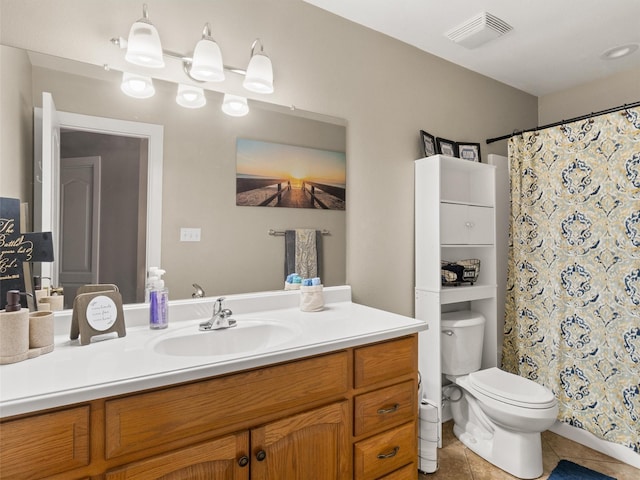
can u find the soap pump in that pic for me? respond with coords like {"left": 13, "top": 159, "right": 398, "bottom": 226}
{"left": 149, "top": 269, "right": 168, "bottom": 329}
{"left": 145, "top": 267, "right": 159, "bottom": 303}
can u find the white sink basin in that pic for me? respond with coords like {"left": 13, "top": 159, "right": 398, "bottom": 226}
{"left": 153, "top": 320, "right": 301, "bottom": 357}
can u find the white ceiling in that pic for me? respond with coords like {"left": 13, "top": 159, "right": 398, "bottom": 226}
{"left": 304, "top": 0, "right": 640, "bottom": 96}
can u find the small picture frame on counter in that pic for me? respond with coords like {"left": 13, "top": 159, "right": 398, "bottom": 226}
{"left": 436, "top": 137, "right": 458, "bottom": 157}
{"left": 71, "top": 284, "right": 126, "bottom": 345}
{"left": 457, "top": 142, "right": 482, "bottom": 162}
{"left": 420, "top": 130, "right": 437, "bottom": 157}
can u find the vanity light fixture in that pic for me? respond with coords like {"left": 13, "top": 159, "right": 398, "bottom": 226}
{"left": 176, "top": 84, "right": 206, "bottom": 108}
{"left": 243, "top": 39, "right": 274, "bottom": 94}
{"left": 186, "top": 23, "right": 225, "bottom": 82}
{"left": 221, "top": 94, "right": 249, "bottom": 117}
{"left": 125, "top": 4, "right": 164, "bottom": 68}
{"left": 113, "top": 5, "right": 274, "bottom": 114}
{"left": 120, "top": 72, "right": 155, "bottom": 98}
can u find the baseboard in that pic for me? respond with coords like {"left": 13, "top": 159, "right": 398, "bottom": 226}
{"left": 549, "top": 421, "right": 640, "bottom": 469}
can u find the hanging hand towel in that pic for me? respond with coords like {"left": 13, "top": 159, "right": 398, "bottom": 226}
{"left": 284, "top": 229, "right": 322, "bottom": 280}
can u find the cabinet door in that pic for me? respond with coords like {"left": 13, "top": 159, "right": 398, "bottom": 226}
{"left": 105, "top": 432, "right": 249, "bottom": 480}
{"left": 440, "top": 203, "right": 493, "bottom": 245}
{"left": 0, "top": 406, "right": 90, "bottom": 479}
{"left": 250, "top": 401, "right": 349, "bottom": 480}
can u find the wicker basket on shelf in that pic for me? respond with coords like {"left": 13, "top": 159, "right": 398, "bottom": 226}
{"left": 441, "top": 259, "right": 480, "bottom": 286}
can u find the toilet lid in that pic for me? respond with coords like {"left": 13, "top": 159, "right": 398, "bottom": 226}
{"left": 468, "top": 368, "right": 556, "bottom": 409}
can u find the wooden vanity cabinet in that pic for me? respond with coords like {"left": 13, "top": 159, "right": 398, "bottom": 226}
{"left": 352, "top": 336, "right": 418, "bottom": 479}
{"left": 105, "top": 401, "right": 349, "bottom": 480}
{"left": 0, "top": 335, "right": 418, "bottom": 480}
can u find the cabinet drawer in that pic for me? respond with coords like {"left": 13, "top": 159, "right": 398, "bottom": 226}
{"left": 354, "top": 336, "right": 416, "bottom": 388}
{"left": 440, "top": 203, "right": 494, "bottom": 245}
{"left": 353, "top": 421, "right": 417, "bottom": 480}
{"left": 378, "top": 463, "right": 417, "bottom": 480}
{"left": 105, "top": 351, "right": 348, "bottom": 459}
{"left": 354, "top": 381, "right": 416, "bottom": 436}
{"left": 0, "top": 406, "right": 90, "bottom": 479}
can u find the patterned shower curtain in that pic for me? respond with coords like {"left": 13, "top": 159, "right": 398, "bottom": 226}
{"left": 502, "top": 107, "right": 640, "bottom": 453}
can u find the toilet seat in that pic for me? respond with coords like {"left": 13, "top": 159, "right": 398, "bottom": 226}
{"left": 468, "top": 368, "right": 556, "bottom": 409}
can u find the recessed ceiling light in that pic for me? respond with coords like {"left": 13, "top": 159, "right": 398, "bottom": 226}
{"left": 601, "top": 43, "right": 638, "bottom": 60}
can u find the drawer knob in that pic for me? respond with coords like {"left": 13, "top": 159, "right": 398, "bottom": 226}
{"left": 377, "top": 446, "right": 400, "bottom": 459}
{"left": 377, "top": 403, "right": 400, "bottom": 415}
{"left": 238, "top": 455, "right": 249, "bottom": 467}
{"left": 256, "top": 450, "right": 267, "bottom": 461}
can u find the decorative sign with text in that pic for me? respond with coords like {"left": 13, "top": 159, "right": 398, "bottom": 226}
{"left": 0, "top": 197, "right": 54, "bottom": 310}
{"left": 70, "top": 284, "right": 126, "bottom": 345}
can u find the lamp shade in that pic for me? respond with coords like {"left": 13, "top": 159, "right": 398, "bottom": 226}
{"left": 121, "top": 72, "right": 155, "bottom": 98}
{"left": 176, "top": 84, "right": 206, "bottom": 108}
{"left": 243, "top": 53, "right": 273, "bottom": 94}
{"left": 221, "top": 94, "right": 249, "bottom": 117}
{"left": 190, "top": 34, "right": 225, "bottom": 82}
{"left": 125, "top": 6, "right": 164, "bottom": 68}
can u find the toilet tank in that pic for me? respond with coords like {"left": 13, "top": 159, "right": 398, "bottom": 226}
{"left": 441, "top": 310, "right": 485, "bottom": 375}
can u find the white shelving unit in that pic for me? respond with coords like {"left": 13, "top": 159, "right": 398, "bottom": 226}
{"left": 415, "top": 155, "right": 498, "bottom": 447}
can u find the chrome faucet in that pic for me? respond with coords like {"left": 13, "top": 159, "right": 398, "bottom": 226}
{"left": 199, "top": 297, "right": 237, "bottom": 331}
{"left": 192, "top": 283, "right": 205, "bottom": 298}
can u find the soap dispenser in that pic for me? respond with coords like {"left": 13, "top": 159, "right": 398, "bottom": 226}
{"left": 0, "top": 290, "right": 30, "bottom": 364}
{"left": 149, "top": 269, "right": 169, "bottom": 329}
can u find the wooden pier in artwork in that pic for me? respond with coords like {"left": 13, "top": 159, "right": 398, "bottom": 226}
{"left": 236, "top": 178, "right": 345, "bottom": 209}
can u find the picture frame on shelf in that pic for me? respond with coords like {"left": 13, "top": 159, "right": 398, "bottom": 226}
{"left": 457, "top": 142, "right": 482, "bottom": 162}
{"left": 436, "top": 137, "right": 458, "bottom": 157}
{"left": 420, "top": 130, "right": 436, "bottom": 158}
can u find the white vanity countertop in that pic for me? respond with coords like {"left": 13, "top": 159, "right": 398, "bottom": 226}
{"left": 0, "top": 286, "right": 427, "bottom": 418}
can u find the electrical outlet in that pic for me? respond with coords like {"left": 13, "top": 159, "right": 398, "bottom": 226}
{"left": 180, "top": 227, "right": 201, "bottom": 242}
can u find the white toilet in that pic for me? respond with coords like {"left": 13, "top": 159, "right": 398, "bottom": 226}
{"left": 441, "top": 310, "right": 558, "bottom": 479}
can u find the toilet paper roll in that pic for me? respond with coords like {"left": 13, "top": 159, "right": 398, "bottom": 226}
{"left": 29, "top": 311, "right": 54, "bottom": 349}
{"left": 39, "top": 296, "right": 64, "bottom": 311}
{"left": 419, "top": 399, "right": 439, "bottom": 422}
{"left": 420, "top": 420, "right": 439, "bottom": 440}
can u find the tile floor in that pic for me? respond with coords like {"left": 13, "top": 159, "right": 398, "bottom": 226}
{"left": 420, "top": 421, "right": 639, "bottom": 480}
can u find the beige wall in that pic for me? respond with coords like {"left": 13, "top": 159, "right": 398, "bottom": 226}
{"left": 538, "top": 66, "right": 640, "bottom": 124}
{"left": 0, "top": 46, "right": 33, "bottom": 207}
{"left": 0, "top": 0, "right": 539, "bottom": 315}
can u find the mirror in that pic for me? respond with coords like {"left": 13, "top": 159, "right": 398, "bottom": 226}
{"left": 2, "top": 45, "right": 347, "bottom": 305}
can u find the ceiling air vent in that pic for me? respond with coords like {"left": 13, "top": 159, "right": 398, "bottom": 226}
{"left": 445, "top": 12, "right": 513, "bottom": 49}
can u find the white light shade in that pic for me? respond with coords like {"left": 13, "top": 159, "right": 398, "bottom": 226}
{"left": 121, "top": 72, "right": 155, "bottom": 98}
{"left": 176, "top": 84, "right": 206, "bottom": 108}
{"left": 243, "top": 53, "right": 273, "bottom": 94}
{"left": 221, "top": 94, "right": 249, "bottom": 117}
{"left": 190, "top": 37, "right": 225, "bottom": 82}
{"left": 125, "top": 6, "right": 164, "bottom": 68}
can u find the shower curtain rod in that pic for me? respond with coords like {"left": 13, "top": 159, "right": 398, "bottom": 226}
{"left": 485, "top": 100, "right": 640, "bottom": 145}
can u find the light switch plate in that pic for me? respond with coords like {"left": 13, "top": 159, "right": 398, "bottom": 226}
{"left": 180, "top": 227, "right": 201, "bottom": 242}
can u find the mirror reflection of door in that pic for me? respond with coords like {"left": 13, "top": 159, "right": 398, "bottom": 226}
{"left": 59, "top": 132, "right": 148, "bottom": 306}
{"left": 36, "top": 92, "right": 163, "bottom": 308}
{"left": 59, "top": 156, "right": 101, "bottom": 308}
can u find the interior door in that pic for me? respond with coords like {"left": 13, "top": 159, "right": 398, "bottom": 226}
{"left": 58, "top": 156, "right": 101, "bottom": 307}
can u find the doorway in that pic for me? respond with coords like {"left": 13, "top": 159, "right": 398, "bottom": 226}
{"left": 59, "top": 132, "right": 148, "bottom": 305}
